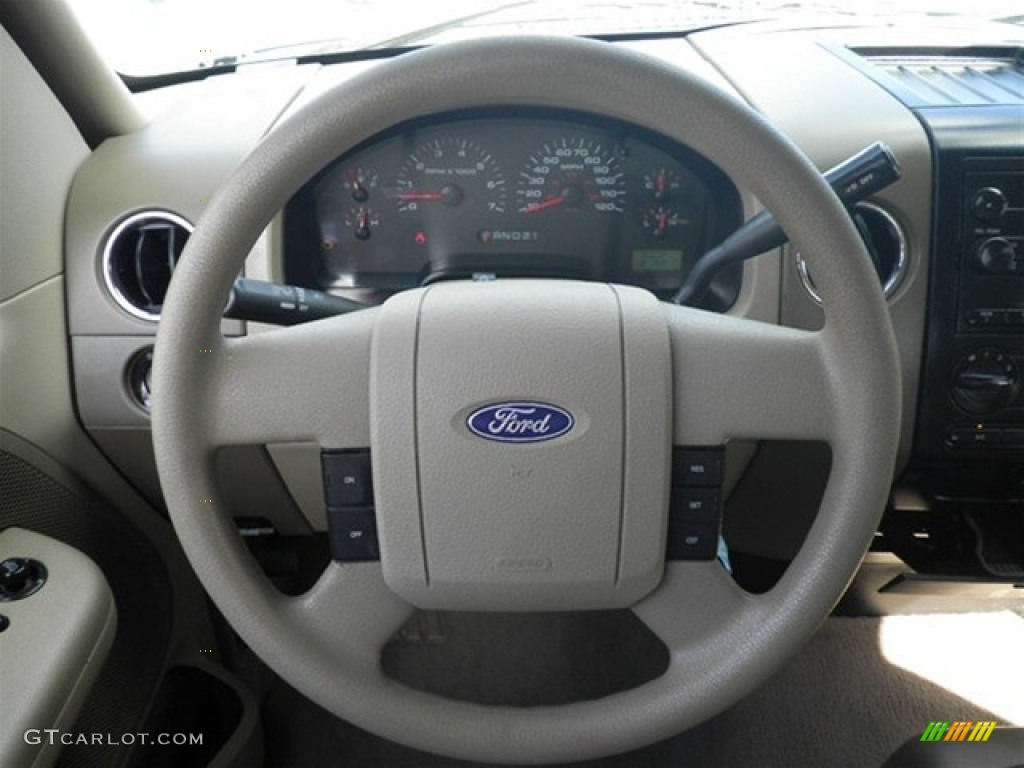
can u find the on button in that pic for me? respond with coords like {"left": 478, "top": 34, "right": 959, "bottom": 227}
{"left": 322, "top": 451, "right": 374, "bottom": 507}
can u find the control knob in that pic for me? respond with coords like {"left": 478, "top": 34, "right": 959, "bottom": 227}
{"left": 973, "top": 238, "right": 1021, "bottom": 275}
{"left": 970, "top": 187, "right": 1008, "bottom": 222}
{"left": 951, "top": 348, "right": 1020, "bottom": 415}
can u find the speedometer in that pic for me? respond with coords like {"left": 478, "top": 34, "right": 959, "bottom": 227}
{"left": 516, "top": 137, "right": 626, "bottom": 215}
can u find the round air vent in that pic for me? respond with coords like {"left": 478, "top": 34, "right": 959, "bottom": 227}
{"left": 102, "top": 211, "right": 193, "bottom": 321}
{"left": 796, "top": 201, "right": 907, "bottom": 304}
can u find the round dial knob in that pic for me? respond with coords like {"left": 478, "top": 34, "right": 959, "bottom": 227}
{"left": 973, "top": 237, "right": 1021, "bottom": 275}
{"left": 970, "top": 187, "right": 1008, "bottom": 222}
{"left": 950, "top": 348, "right": 1020, "bottom": 415}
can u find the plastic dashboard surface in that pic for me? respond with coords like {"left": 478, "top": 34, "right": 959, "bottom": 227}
{"left": 284, "top": 109, "right": 743, "bottom": 309}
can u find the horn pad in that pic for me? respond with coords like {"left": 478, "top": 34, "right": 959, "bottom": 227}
{"left": 371, "top": 280, "right": 671, "bottom": 610}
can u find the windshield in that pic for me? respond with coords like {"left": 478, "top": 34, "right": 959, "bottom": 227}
{"left": 68, "top": 0, "right": 1024, "bottom": 77}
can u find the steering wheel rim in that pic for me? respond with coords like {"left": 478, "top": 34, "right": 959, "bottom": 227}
{"left": 153, "top": 36, "right": 901, "bottom": 764}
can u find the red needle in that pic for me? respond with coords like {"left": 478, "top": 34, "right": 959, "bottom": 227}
{"left": 658, "top": 211, "right": 668, "bottom": 234}
{"left": 521, "top": 196, "right": 565, "bottom": 214}
{"left": 396, "top": 192, "right": 444, "bottom": 201}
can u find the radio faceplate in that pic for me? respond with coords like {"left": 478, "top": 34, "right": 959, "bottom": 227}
{"left": 959, "top": 169, "right": 1024, "bottom": 334}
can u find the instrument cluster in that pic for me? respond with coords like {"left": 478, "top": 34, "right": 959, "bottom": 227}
{"left": 284, "top": 109, "right": 743, "bottom": 308}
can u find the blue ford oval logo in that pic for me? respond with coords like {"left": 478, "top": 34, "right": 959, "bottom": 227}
{"left": 467, "top": 402, "right": 574, "bottom": 444}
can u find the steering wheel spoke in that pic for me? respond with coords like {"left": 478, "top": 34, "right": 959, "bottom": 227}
{"left": 204, "top": 311, "right": 376, "bottom": 449}
{"left": 665, "top": 306, "right": 835, "bottom": 444}
{"left": 287, "top": 563, "right": 415, "bottom": 664}
{"left": 632, "top": 561, "right": 752, "bottom": 648}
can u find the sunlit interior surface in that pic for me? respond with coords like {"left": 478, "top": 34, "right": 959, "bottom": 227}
{"left": 878, "top": 611, "right": 1024, "bottom": 725}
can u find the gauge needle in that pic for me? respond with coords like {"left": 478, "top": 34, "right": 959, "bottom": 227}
{"left": 521, "top": 196, "right": 565, "bottom": 214}
{"left": 396, "top": 192, "right": 445, "bottom": 201}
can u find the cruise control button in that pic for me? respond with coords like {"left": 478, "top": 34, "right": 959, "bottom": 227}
{"left": 327, "top": 507, "right": 380, "bottom": 561}
{"left": 322, "top": 451, "right": 373, "bottom": 507}
{"left": 670, "top": 487, "right": 721, "bottom": 523}
{"left": 666, "top": 522, "right": 718, "bottom": 561}
{"left": 672, "top": 448, "right": 724, "bottom": 487}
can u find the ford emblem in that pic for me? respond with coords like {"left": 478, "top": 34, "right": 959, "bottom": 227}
{"left": 467, "top": 402, "right": 574, "bottom": 444}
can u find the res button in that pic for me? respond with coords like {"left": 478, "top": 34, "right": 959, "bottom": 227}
{"left": 672, "top": 448, "right": 724, "bottom": 487}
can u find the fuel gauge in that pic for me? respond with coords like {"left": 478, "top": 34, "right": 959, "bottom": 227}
{"left": 642, "top": 168, "right": 682, "bottom": 201}
{"left": 642, "top": 205, "right": 688, "bottom": 238}
{"left": 343, "top": 167, "right": 379, "bottom": 202}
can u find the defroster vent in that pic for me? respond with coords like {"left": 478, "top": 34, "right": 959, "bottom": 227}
{"left": 102, "top": 211, "right": 193, "bottom": 321}
{"left": 852, "top": 47, "right": 1024, "bottom": 108}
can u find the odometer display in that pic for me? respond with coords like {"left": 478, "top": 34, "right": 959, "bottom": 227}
{"left": 632, "top": 249, "right": 683, "bottom": 273}
{"left": 516, "top": 137, "right": 626, "bottom": 215}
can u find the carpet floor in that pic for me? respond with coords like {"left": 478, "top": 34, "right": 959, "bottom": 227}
{"left": 261, "top": 609, "right": 1024, "bottom": 767}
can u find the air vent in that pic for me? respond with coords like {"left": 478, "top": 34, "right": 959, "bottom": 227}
{"left": 796, "top": 202, "right": 908, "bottom": 305}
{"left": 854, "top": 48, "right": 1024, "bottom": 108}
{"left": 102, "top": 211, "right": 193, "bottom": 321}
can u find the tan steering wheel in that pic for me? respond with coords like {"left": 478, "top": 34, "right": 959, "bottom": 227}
{"left": 153, "top": 36, "right": 901, "bottom": 764}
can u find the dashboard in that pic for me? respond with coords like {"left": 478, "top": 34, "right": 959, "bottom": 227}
{"left": 54, "top": 21, "right": 1023, "bottom": 548}
{"left": 284, "top": 110, "right": 742, "bottom": 310}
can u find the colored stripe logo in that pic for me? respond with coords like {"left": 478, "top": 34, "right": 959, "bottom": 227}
{"left": 920, "top": 721, "right": 996, "bottom": 743}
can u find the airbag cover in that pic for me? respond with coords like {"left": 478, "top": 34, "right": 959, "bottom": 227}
{"left": 370, "top": 280, "right": 671, "bottom": 610}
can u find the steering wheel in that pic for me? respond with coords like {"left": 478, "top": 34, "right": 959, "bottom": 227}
{"left": 152, "top": 36, "right": 901, "bottom": 764}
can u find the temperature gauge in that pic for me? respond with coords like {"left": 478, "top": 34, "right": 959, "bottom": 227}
{"left": 345, "top": 206, "right": 380, "bottom": 240}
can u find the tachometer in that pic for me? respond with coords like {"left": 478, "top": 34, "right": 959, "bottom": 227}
{"left": 516, "top": 137, "right": 626, "bottom": 215}
{"left": 393, "top": 137, "right": 506, "bottom": 214}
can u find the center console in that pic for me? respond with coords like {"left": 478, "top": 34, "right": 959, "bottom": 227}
{"left": 913, "top": 109, "right": 1024, "bottom": 463}
{"left": 834, "top": 46, "right": 1024, "bottom": 580}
